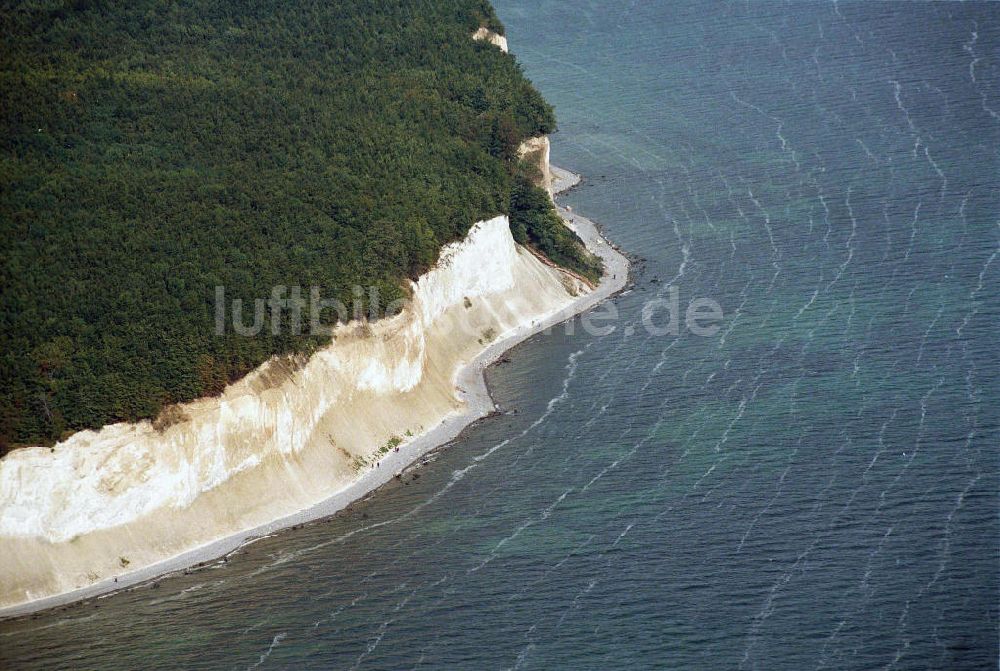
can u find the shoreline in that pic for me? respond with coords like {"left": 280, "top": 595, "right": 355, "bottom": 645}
{"left": 0, "top": 165, "right": 629, "bottom": 620}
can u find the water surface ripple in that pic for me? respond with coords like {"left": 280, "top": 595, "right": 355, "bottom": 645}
{"left": 2, "top": 2, "right": 998, "bottom": 669}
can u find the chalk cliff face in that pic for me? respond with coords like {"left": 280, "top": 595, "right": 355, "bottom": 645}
{"left": 518, "top": 135, "right": 553, "bottom": 196}
{"left": 471, "top": 26, "right": 509, "bottom": 53}
{"left": 0, "top": 212, "right": 587, "bottom": 608}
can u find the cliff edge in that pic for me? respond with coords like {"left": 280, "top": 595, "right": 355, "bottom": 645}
{"left": 472, "top": 26, "right": 509, "bottom": 52}
{"left": 0, "top": 211, "right": 589, "bottom": 610}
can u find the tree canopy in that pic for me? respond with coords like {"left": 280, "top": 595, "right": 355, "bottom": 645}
{"left": 0, "top": 0, "right": 598, "bottom": 450}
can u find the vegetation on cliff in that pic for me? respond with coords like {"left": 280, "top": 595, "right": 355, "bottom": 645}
{"left": 510, "top": 173, "right": 602, "bottom": 282}
{"left": 0, "top": 0, "right": 599, "bottom": 449}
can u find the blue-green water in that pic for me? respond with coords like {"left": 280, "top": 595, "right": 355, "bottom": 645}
{"left": 2, "top": 2, "right": 998, "bottom": 668}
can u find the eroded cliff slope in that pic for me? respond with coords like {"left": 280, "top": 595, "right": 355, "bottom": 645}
{"left": 0, "top": 213, "right": 588, "bottom": 608}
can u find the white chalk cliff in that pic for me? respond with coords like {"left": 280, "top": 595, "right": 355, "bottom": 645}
{"left": 0, "top": 201, "right": 590, "bottom": 608}
{"left": 471, "top": 26, "right": 508, "bottom": 53}
{"left": 518, "top": 135, "right": 553, "bottom": 196}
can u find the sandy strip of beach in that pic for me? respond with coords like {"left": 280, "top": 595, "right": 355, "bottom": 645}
{"left": 0, "top": 165, "right": 629, "bottom": 620}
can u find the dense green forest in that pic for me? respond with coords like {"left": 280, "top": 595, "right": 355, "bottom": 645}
{"left": 0, "top": 0, "right": 600, "bottom": 450}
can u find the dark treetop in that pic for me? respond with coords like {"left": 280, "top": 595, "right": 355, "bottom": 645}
{"left": 0, "top": 0, "right": 598, "bottom": 448}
